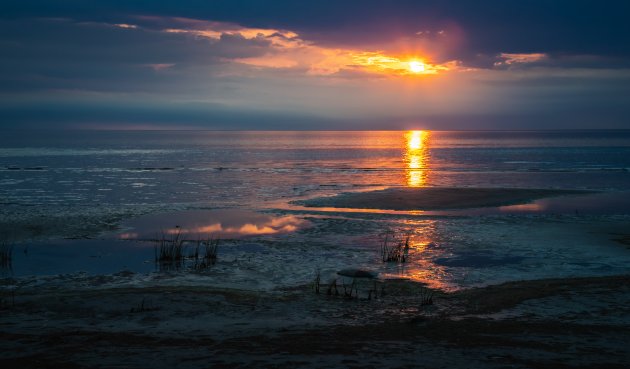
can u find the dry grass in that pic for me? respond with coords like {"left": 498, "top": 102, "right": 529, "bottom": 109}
{"left": 153, "top": 230, "right": 219, "bottom": 272}
{"left": 380, "top": 231, "right": 410, "bottom": 263}
{"left": 191, "top": 237, "right": 219, "bottom": 271}
{"left": 129, "top": 298, "right": 159, "bottom": 313}
{"left": 419, "top": 286, "right": 434, "bottom": 306}
{"left": 0, "top": 240, "right": 12, "bottom": 271}
{"left": 154, "top": 230, "right": 185, "bottom": 271}
{"left": 327, "top": 278, "right": 340, "bottom": 296}
{"left": 323, "top": 276, "right": 383, "bottom": 300}
{"left": 313, "top": 268, "right": 321, "bottom": 294}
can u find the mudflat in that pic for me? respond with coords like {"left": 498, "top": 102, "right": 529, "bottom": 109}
{"left": 295, "top": 187, "right": 592, "bottom": 211}
{"left": 1, "top": 274, "right": 628, "bottom": 368}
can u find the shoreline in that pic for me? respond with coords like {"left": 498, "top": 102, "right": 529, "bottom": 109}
{"left": 2, "top": 184, "right": 629, "bottom": 367}
{"left": 1, "top": 274, "right": 628, "bottom": 368}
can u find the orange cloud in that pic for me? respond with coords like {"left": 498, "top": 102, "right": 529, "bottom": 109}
{"left": 494, "top": 53, "right": 548, "bottom": 67}
{"left": 144, "top": 63, "right": 175, "bottom": 71}
{"left": 162, "top": 22, "right": 299, "bottom": 48}
{"left": 350, "top": 52, "right": 456, "bottom": 75}
{"left": 162, "top": 215, "right": 307, "bottom": 237}
{"left": 152, "top": 18, "right": 460, "bottom": 77}
{"left": 114, "top": 23, "right": 138, "bottom": 29}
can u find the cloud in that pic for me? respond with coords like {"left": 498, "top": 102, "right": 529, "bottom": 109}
{"left": 144, "top": 16, "right": 463, "bottom": 76}
{"left": 4, "top": 1, "right": 630, "bottom": 59}
{"left": 494, "top": 53, "right": 548, "bottom": 67}
{"left": 1, "top": 5, "right": 629, "bottom": 130}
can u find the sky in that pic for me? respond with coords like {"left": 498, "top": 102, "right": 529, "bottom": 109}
{"left": 1, "top": 0, "right": 629, "bottom": 130}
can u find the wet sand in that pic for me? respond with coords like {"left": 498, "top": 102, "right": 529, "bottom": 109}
{"left": 1, "top": 274, "right": 628, "bottom": 368}
{"left": 295, "top": 187, "right": 592, "bottom": 211}
{"left": 2, "top": 186, "right": 629, "bottom": 368}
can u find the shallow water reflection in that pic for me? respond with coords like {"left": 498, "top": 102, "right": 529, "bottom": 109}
{"left": 376, "top": 219, "right": 454, "bottom": 290}
{"left": 119, "top": 209, "right": 309, "bottom": 239}
{"left": 404, "top": 130, "right": 431, "bottom": 187}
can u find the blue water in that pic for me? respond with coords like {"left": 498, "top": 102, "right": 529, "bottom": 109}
{"left": 1, "top": 130, "right": 629, "bottom": 208}
{"left": 2, "top": 130, "right": 630, "bottom": 288}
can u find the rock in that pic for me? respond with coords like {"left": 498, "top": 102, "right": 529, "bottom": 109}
{"left": 336, "top": 268, "right": 378, "bottom": 279}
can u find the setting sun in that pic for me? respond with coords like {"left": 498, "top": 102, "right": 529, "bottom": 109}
{"left": 409, "top": 60, "right": 425, "bottom": 73}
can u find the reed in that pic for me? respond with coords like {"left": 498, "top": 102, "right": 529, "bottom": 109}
{"left": 202, "top": 237, "right": 219, "bottom": 264}
{"left": 191, "top": 237, "right": 219, "bottom": 271}
{"left": 0, "top": 241, "right": 12, "bottom": 270}
{"left": 154, "top": 230, "right": 185, "bottom": 271}
{"left": 381, "top": 232, "right": 410, "bottom": 263}
{"left": 313, "top": 268, "right": 321, "bottom": 294}
{"left": 419, "top": 286, "right": 434, "bottom": 306}
{"left": 342, "top": 278, "right": 358, "bottom": 299}
{"left": 129, "top": 298, "right": 159, "bottom": 313}
{"left": 326, "top": 278, "right": 340, "bottom": 296}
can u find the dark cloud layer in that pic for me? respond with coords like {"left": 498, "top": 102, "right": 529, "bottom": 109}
{"left": 4, "top": 0, "right": 629, "bottom": 57}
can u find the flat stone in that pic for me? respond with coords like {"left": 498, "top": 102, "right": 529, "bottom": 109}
{"left": 337, "top": 268, "right": 378, "bottom": 279}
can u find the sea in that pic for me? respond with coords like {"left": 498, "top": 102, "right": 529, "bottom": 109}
{"left": 1, "top": 130, "right": 630, "bottom": 290}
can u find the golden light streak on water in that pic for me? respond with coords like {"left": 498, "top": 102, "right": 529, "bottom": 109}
{"left": 404, "top": 130, "right": 430, "bottom": 187}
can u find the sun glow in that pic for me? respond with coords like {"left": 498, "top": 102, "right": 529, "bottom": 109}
{"left": 114, "top": 16, "right": 461, "bottom": 77}
{"left": 352, "top": 53, "right": 451, "bottom": 76}
{"left": 409, "top": 61, "right": 425, "bottom": 73}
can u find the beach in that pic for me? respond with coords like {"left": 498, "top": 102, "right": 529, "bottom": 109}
{"left": 2, "top": 273, "right": 629, "bottom": 368}
{"left": 2, "top": 131, "right": 630, "bottom": 368}
{"left": 3, "top": 2, "right": 630, "bottom": 366}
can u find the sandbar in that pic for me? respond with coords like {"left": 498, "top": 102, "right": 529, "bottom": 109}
{"left": 295, "top": 187, "right": 593, "bottom": 211}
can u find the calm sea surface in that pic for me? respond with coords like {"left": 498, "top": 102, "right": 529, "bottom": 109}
{"left": 2, "top": 130, "right": 630, "bottom": 209}
{"left": 2, "top": 130, "right": 630, "bottom": 287}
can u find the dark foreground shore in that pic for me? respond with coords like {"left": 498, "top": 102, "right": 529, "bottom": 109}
{"left": 1, "top": 185, "right": 629, "bottom": 368}
{"left": 2, "top": 274, "right": 629, "bottom": 368}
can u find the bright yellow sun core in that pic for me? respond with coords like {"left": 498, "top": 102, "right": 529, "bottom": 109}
{"left": 409, "top": 61, "right": 425, "bottom": 73}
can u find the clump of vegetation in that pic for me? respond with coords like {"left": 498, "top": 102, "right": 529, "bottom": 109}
{"left": 0, "top": 240, "right": 13, "bottom": 271}
{"left": 154, "top": 230, "right": 185, "bottom": 270}
{"left": 326, "top": 278, "right": 339, "bottom": 296}
{"left": 367, "top": 280, "right": 383, "bottom": 300}
{"left": 342, "top": 278, "right": 358, "bottom": 299}
{"left": 324, "top": 277, "right": 358, "bottom": 299}
{"left": 129, "top": 298, "right": 159, "bottom": 313}
{"left": 321, "top": 272, "right": 382, "bottom": 300}
{"left": 380, "top": 231, "right": 410, "bottom": 262}
{"left": 313, "top": 268, "right": 321, "bottom": 294}
{"left": 0, "top": 287, "right": 15, "bottom": 310}
{"left": 419, "top": 286, "right": 434, "bottom": 306}
{"left": 153, "top": 229, "right": 220, "bottom": 272}
{"left": 191, "top": 237, "right": 219, "bottom": 271}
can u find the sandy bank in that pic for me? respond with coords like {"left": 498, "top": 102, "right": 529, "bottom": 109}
{"left": 1, "top": 274, "right": 628, "bottom": 368}
{"left": 294, "top": 187, "right": 592, "bottom": 211}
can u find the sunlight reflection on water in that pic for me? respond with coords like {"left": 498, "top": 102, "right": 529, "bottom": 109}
{"left": 404, "top": 130, "right": 431, "bottom": 187}
{"left": 118, "top": 209, "right": 310, "bottom": 240}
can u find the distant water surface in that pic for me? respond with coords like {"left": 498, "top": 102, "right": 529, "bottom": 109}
{"left": 2, "top": 130, "right": 630, "bottom": 288}
{"left": 1, "top": 130, "right": 629, "bottom": 208}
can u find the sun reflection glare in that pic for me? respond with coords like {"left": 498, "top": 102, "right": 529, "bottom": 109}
{"left": 404, "top": 130, "right": 430, "bottom": 187}
{"left": 380, "top": 220, "right": 453, "bottom": 290}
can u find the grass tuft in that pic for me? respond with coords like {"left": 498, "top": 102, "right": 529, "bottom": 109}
{"left": 313, "top": 268, "right": 321, "bottom": 294}
{"left": 191, "top": 237, "right": 219, "bottom": 271}
{"left": 0, "top": 240, "right": 13, "bottom": 271}
{"left": 419, "top": 286, "right": 434, "bottom": 306}
{"left": 154, "top": 230, "right": 185, "bottom": 271}
{"left": 380, "top": 231, "right": 410, "bottom": 263}
{"left": 153, "top": 229, "right": 219, "bottom": 272}
{"left": 129, "top": 298, "right": 159, "bottom": 313}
